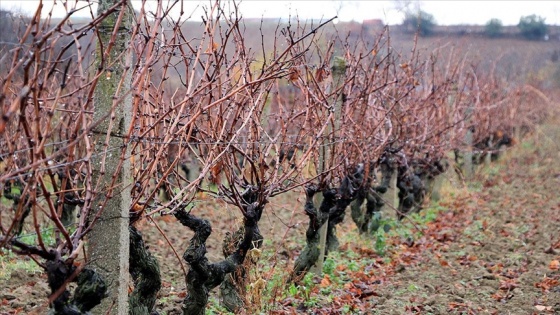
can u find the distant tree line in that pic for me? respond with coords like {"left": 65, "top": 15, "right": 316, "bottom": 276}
{"left": 401, "top": 10, "right": 549, "bottom": 41}
{"left": 517, "top": 15, "right": 548, "bottom": 40}
{"left": 402, "top": 10, "right": 436, "bottom": 36}
{"left": 484, "top": 15, "right": 548, "bottom": 40}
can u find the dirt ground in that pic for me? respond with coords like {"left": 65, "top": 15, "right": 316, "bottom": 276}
{"left": 369, "top": 123, "right": 560, "bottom": 314}
{"left": 1, "top": 123, "right": 559, "bottom": 314}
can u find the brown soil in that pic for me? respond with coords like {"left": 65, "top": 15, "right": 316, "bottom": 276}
{"left": 372, "top": 125, "right": 560, "bottom": 314}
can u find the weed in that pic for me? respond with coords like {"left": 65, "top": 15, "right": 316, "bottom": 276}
{"left": 341, "top": 304, "right": 351, "bottom": 313}
{"left": 347, "top": 260, "right": 360, "bottom": 272}
{"left": 0, "top": 249, "right": 42, "bottom": 281}
{"left": 207, "top": 296, "right": 233, "bottom": 315}
{"left": 16, "top": 225, "right": 61, "bottom": 248}
{"left": 374, "top": 230, "right": 387, "bottom": 256}
{"left": 515, "top": 224, "right": 530, "bottom": 236}
{"left": 521, "top": 141, "right": 534, "bottom": 150}
{"left": 304, "top": 296, "right": 319, "bottom": 308}
{"left": 287, "top": 282, "right": 298, "bottom": 297}
{"left": 407, "top": 284, "right": 420, "bottom": 292}
{"left": 323, "top": 258, "right": 336, "bottom": 277}
{"left": 463, "top": 220, "right": 486, "bottom": 242}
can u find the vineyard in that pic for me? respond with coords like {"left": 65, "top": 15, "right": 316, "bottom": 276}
{"left": 0, "top": 1, "right": 559, "bottom": 314}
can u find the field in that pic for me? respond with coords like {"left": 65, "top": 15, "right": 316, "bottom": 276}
{"left": 2, "top": 121, "right": 559, "bottom": 314}
{"left": 128, "top": 120, "right": 560, "bottom": 314}
{"left": 1, "top": 2, "right": 560, "bottom": 314}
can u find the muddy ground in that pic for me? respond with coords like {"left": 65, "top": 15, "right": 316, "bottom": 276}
{"left": 1, "top": 123, "right": 559, "bottom": 314}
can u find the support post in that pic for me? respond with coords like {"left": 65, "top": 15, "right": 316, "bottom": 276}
{"left": 89, "top": 1, "right": 133, "bottom": 314}
{"left": 463, "top": 128, "right": 473, "bottom": 179}
{"left": 429, "top": 173, "right": 445, "bottom": 202}
{"left": 310, "top": 56, "right": 346, "bottom": 274}
{"left": 484, "top": 134, "right": 494, "bottom": 166}
{"left": 380, "top": 171, "right": 398, "bottom": 218}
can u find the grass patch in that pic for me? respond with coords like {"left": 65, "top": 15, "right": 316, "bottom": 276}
{"left": 0, "top": 249, "right": 43, "bottom": 281}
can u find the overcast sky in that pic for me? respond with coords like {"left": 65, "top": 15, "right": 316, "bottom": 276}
{"left": 1, "top": 1, "right": 559, "bottom": 26}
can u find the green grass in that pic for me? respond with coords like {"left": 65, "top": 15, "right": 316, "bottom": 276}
{"left": 207, "top": 296, "right": 233, "bottom": 315}
{"left": 16, "top": 226, "right": 59, "bottom": 248}
{"left": 0, "top": 249, "right": 43, "bottom": 281}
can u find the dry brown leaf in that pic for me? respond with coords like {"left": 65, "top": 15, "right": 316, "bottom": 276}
{"left": 288, "top": 67, "right": 300, "bottom": 82}
{"left": 549, "top": 260, "right": 559, "bottom": 270}
{"left": 210, "top": 161, "right": 222, "bottom": 185}
{"left": 315, "top": 67, "right": 326, "bottom": 82}
{"left": 535, "top": 305, "right": 552, "bottom": 311}
{"left": 205, "top": 41, "right": 219, "bottom": 53}
{"left": 320, "top": 274, "right": 331, "bottom": 287}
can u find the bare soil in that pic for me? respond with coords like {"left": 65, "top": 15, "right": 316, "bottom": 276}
{"left": 371, "top": 124, "right": 560, "bottom": 314}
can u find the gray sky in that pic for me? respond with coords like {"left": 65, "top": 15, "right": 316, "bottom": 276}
{"left": 1, "top": 1, "right": 559, "bottom": 26}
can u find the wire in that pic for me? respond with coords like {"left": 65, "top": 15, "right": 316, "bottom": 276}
{"left": 0, "top": 140, "right": 71, "bottom": 160}
{"left": 0, "top": 133, "right": 429, "bottom": 183}
{"left": 1, "top": 145, "right": 123, "bottom": 182}
{"left": 2, "top": 222, "right": 79, "bottom": 243}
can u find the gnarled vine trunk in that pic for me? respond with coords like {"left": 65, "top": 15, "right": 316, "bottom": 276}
{"left": 350, "top": 188, "right": 385, "bottom": 234}
{"left": 292, "top": 185, "right": 337, "bottom": 278}
{"left": 294, "top": 164, "right": 365, "bottom": 279}
{"left": 325, "top": 164, "right": 365, "bottom": 252}
{"left": 350, "top": 163, "right": 392, "bottom": 234}
{"left": 45, "top": 258, "right": 107, "bottom": 314}
{"left": 174, "top": 200, "right": 263, "bottom": 315}
{"left": 129, "top": 226, "right": 161, "bottom": 315}
{"left": 396, "top": 166, "right": 426, "bottom": 220}
{"left": 396, "top": 158, "right": 448, "bottom": 220}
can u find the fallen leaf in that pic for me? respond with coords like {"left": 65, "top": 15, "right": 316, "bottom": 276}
{"left": 491, "top": 292, "right": 503, "bottom": 301}
{"left": 549, "top": 260, "right": 559, "bottom": 270}
{"left": 439, "top": 259, "right": 449, "bottom": 267}
{"left": 535, "top": 305, "right": 552, "bottom": 311}
{"left": 499, "top": 279, "right": 518, "bottom": 291}
{"left": 535, "top": 277, "right": 559, "bottom": 292}
{"left": 320, "top": 275, "right": 331, "bottom": 287}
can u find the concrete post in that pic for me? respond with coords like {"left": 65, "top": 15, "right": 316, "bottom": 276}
{"left": 484, "top": 134, "right": 494, "bottom": 165}
{"left": 89, "top": 1, "right": 132, "bottom": 314}
{"left": 429, "top": 175, "right": 443, "bottom": 202}
{"left": 310, "top": 56, "right": 346, "bottom": 274}
{"left": 380, "top": 171, "right": 398, "bottom": 219}
{"left": 463, "top": 129, "right": 473, "bottom": 179}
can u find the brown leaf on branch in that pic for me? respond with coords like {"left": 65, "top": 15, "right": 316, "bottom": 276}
{"left": 205, "top": 41, "right": 219, "bottom": 54}
{"left": 315, "top": 67, "right": 327, "bottom": 83}
{"left": 210, "top": 161, "right": 223, "bottom": 185}
{"left": 288, "top": 67, "right": 300, "bottom": 82}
